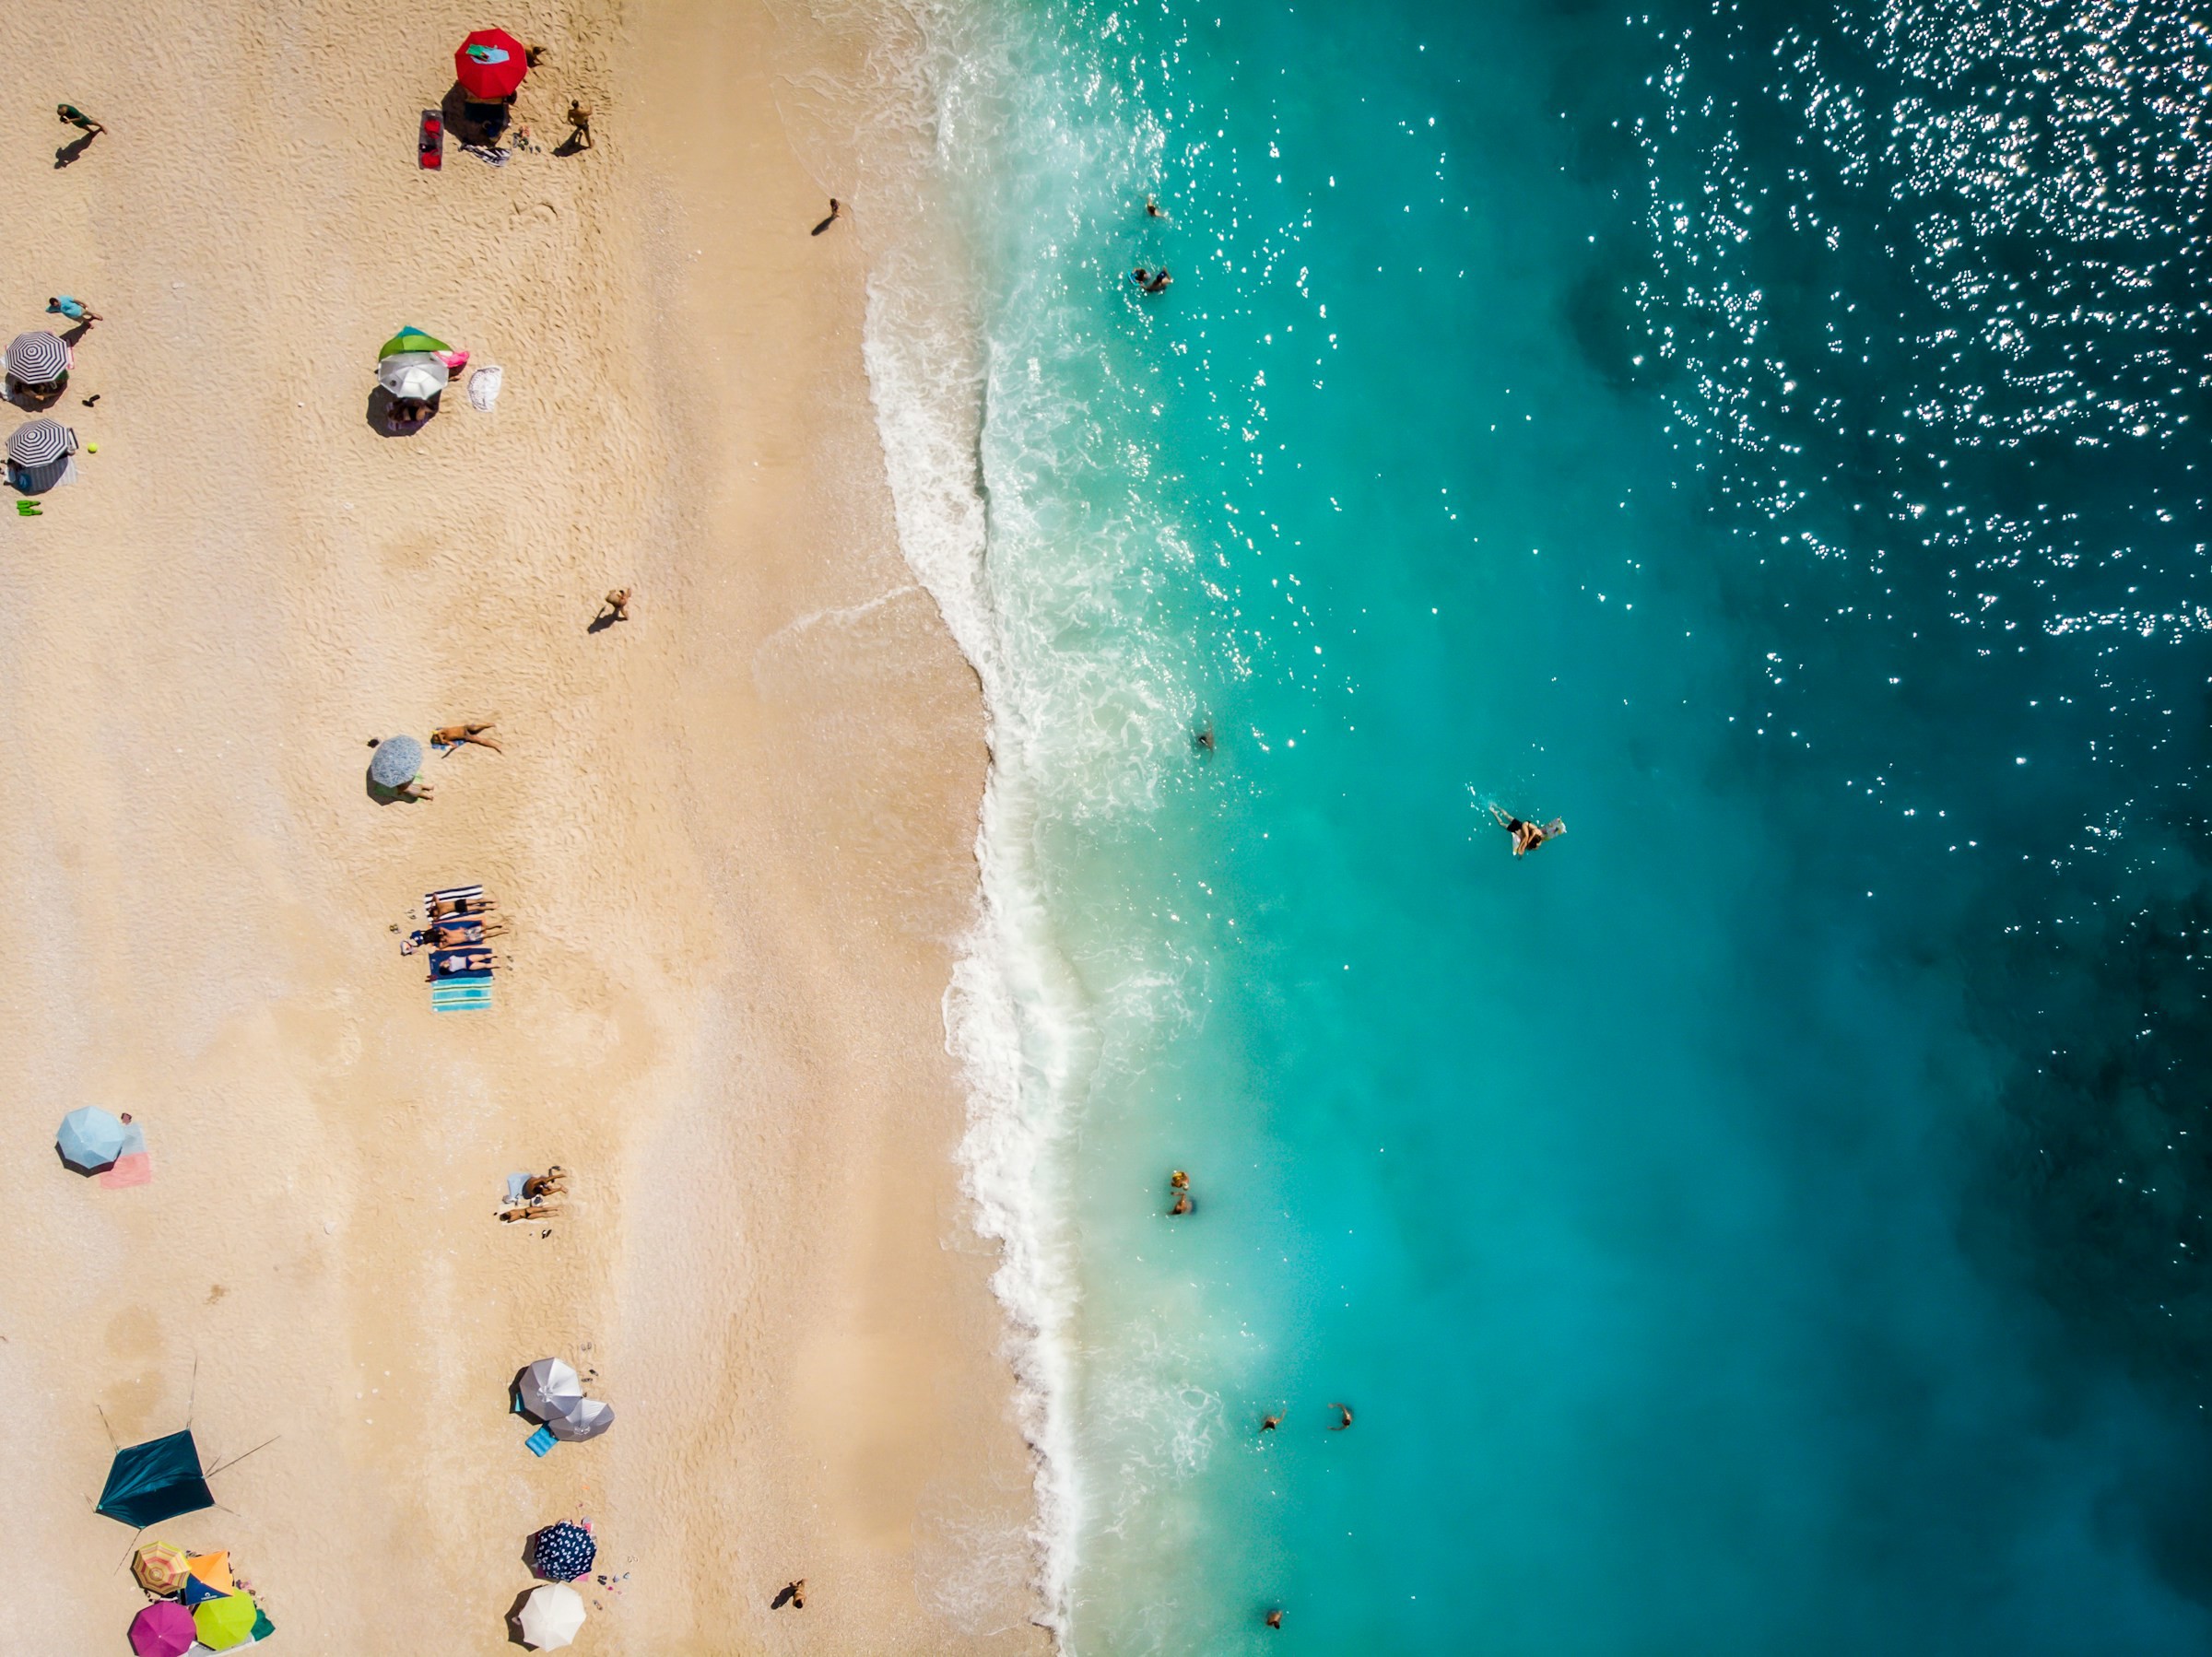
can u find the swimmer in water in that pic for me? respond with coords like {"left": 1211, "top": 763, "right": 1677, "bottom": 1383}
{"left": 1489, "top": 803, "right": 1565, "bottom": 856}
{"left": 1329, "top": 1402, "right": 1353, "bottom": 1430}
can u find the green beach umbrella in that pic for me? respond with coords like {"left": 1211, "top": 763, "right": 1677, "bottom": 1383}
{"left": 192, "top": 1592, "right": 258, "bottom": 1651}
{"left": 378, "top": 327, "right": 450, "bottom": 360}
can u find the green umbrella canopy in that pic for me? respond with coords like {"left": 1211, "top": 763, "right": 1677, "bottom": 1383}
{"left": 378, "top": 327, "right": 450, "bottom": 360}
{"left": 193, "top": 1592, "right": 258, "bottom": 1651}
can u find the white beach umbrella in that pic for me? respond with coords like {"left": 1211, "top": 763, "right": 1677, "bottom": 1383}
{"left": 377, "top": 351, "right": 449, "bottom": 401}
{"left": 518, "top": 1582, "right": 585, "bottom": 1650}
{"left": 546, "top": 1398, "right": 614, "bottom": 1443}
{"left": 517, "top": 1357, "right": 584, "bottom": 1423}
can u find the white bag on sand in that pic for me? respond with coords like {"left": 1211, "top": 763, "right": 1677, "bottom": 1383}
{"left": 467, "top": 365, "right": 504, "bottom": 412}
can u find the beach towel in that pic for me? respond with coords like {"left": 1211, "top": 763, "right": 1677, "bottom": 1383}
{"left": 468, "top": 365, "right": 504, "bottom": 411}
{"left": 525, "top": 1424, "right": 557, "bottom": 1456}
{"left": 432, "top": 980, "right": 493, "bottom": 1014}
{"left": 507, "top": 1172, "right": 529, "bottom": 1205}
{"left": 426, "top": 883, "right": 485, "bottom": 906}
{"left": 100, "top": 1152, "right": 153, "bottom": 1189}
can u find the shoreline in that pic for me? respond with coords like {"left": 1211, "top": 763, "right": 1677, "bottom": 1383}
{"left": 5, "top": 1, "right": 1042, "bottom": 1651}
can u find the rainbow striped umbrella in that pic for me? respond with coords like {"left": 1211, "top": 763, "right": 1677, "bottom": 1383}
{"left": 132, "top": 1539, "right": 191, "bottom": 1595}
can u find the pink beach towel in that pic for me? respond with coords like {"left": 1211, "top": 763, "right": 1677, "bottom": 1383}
{"left": 100, "top": 1151, "right": 152, "bottom": 1188}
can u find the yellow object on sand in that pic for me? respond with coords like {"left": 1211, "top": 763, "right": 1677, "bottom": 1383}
{"left": 186, "top": 1550, "right": 236, "bottom": 1593}
{"left": 86, "top": 441, "right": 98, "bottom": 452}
{"left": 133, "top": 1539, "right": 191, "bottom": 1594}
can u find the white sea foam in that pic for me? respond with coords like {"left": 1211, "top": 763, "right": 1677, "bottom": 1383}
{"left": 778, "top": 0, "right": 1089, "bottom": 1639}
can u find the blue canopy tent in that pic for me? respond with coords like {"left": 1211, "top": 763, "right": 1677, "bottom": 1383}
{"left": 98, "top": 1430, "right": 214, "bottom": 1528}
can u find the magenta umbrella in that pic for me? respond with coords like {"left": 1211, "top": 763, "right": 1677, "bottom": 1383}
{"left": 130, "top": 1601, "right": 196, "bottom": 1657}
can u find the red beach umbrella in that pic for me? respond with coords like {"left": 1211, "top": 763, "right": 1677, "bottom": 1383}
{"left": 454, "top": 29, "right": 529, "bottom": 100}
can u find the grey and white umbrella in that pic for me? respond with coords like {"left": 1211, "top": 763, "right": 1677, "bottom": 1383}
{"left": 517, "top": 1357, "right": 585, "bottom": 1423}
{"left": 7, "top": 418, "right": 75, "bottom": 468}
{"left": 547, "top": 1398, "right": 614, "bottom": 1443}
{"left": 367, "top": 734, "right": 424, "bottom": 790}
{"left": 377, "top": 351, "right": 448, "bottom": 402}
{"left": 6, "top": 331, "right": 68, "bottom": 384}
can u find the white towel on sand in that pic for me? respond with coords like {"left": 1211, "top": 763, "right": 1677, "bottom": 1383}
{"left": 468, "top": 365, "right": 504, "bottom": 412}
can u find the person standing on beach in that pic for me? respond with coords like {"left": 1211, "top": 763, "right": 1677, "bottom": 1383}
{"left": 47, "top": 297, "right": 101, "bottom": 329}
{"left": 599, "top": 588, "right": 631, "bottom": 624}
{"left": 56, "top": 103, "right": 105, "bottom": 137}
{"left": 1489, "top": 803, "right": 1564, "bottom": 856}
{"left": 812, "top": 198, "right": 844, "bottom": 236}
{"left": 566, "top": 100, "right": 594, "bottom": 149}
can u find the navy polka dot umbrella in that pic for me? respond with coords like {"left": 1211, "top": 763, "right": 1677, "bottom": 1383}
{"left": 532, "top": 1521, "right": 596, "bottom": 1582}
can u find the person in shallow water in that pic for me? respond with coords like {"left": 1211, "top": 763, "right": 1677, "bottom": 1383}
{"left": 1489, "top": 803, "right": 1565, "bottom": 856}
{"left": 1329, "top": 1402, "right": 1353, "bottom": 1430}
{"left": 1259, "top": 1411, "right": 1282, "bottom": 1433}
{"left": 1132, "top": 266, "right": 1173, "bottom": 293}
{"left": 1265, "top": 1609, "right": 1284, "bottom": 1629}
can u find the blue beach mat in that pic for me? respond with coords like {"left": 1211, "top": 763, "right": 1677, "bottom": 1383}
{"left": 524, "top": 1424, "right": 557, "bottom": 1456}
{"left": 431, "top": 979, "right": 492, "bottom": 1014}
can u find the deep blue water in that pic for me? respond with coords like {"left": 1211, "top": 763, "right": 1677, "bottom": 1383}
{"left": 920, "top": 0, "right": 2212, "bottom": 1649}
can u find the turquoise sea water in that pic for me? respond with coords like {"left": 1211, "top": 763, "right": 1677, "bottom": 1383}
{"left": 879, "top": 0, "right": 2212, "bottom": 1649}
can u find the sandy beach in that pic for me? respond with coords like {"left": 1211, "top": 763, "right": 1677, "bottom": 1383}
{"left": 4, "top": 2, "right": 1040, "bottom": 1651}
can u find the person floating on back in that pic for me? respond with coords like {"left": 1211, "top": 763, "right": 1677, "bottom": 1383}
{"left": 812, "top": 198, "right": 845, "bottom": 236}
{"left": 47, "top": 296, "right": 101, "bottom": 329}
{"left": 57, "top": 103, "right": 105, "bottom": 137}
{"left": 1489, "top": 803, "right": 1564, "bottom": 856}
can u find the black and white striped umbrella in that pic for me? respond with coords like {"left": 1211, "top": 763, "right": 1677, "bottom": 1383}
{"left": 531, "top": 1521, "right": 597, "bottom": 1581}
{"left": 6, "top": 418, "right": 74, "bottom": 467}
{"left": 6, "top": 331, "right": 68, "bottom": 384}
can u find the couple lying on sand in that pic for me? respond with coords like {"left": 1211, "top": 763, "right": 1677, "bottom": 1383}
{"left": 499, "top": 1165, "right": 566, "bottom": 1223}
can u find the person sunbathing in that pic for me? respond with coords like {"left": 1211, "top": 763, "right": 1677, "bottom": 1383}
{"left": 432, "top": 721, "right": 501, "bottom": 752}
{"left": 499, "top": 1205, "right": 561, "bottom": 1223}
{"left": 424, "top": 920, "right": 505, "bottom": 947}
{"left": 429, "top": 896, "right": 496, "bottom": 919}
{"left": 433, "top": 950, "right": 495, "bottom": 975}
{"left": 524, "top": 1167, "right": 566, "bottom": 1200}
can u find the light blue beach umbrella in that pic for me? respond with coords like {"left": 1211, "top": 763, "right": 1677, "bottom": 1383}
{"left": 58, "top": 1106, "right": 127, "bottom": 1172}
{"left": 369, "top": 734, "right": 425, "bottom": 790}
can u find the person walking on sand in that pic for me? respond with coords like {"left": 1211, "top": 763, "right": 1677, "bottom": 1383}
{"left": 774, "top": 1579, "right": 806, "bottom": 1610}
{"left": 1489, "top": 803, "right": 1564, "bottom": 856}
{"left": 812, "top": 198, "right": 844, "bottom": 236}
{"left": 432, "top": 721, "right": 501, "bottom": 752}
{"left": 566, "top": 100, "right": 594, "bottom": 149}
{"left": 56, "top": 103, "right": 105, "bottom": 137}
{"left": 47, "top": 297, "right": 101, "bottom": 329}
{"left": 599, "top": 587, "right": 631, "bottom": 624}
{"left": 1329, "top": 1402, "right": 1353, "bottom": 1430}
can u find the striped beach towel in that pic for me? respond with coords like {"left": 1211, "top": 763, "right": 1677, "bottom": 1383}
{"left": 432, "top": 979, "right": 492, "bottom": 1014}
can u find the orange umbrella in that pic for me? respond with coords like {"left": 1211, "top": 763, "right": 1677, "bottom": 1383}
{"left": 133, "top": 1540, "right": 190, "bottom": 1595}
{"left": 186, "top": 1551, "right": 236, "bottom": 1594}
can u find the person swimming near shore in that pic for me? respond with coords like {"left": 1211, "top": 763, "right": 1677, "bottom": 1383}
{"left": 1265, "top": 1609, "right": 1284, "bottom": 1629}
{"left": 1171, "top": 1191, "right": 1194, "bottom": 1216}
{"left": 1489, "top": 803, "right": 1565, "bottom": 856}
{"left": 1329, "top": 1402, "right": 1353, "bottom": 1430}
{"left": 1171, "top": 1169, "right": 1189, "bottom": 1189}
{"left": 1194, "top": 723, "right": 1215, "bottom": 752}
{"left": 1146, "top": 196, "right": 1166, "bottom": 218}
{"left": 1260, "top": 1411, "right": 1282, "bottom": 1433}
{"left": 1132, "top": 266, "right": 1173, "bottom": 294}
